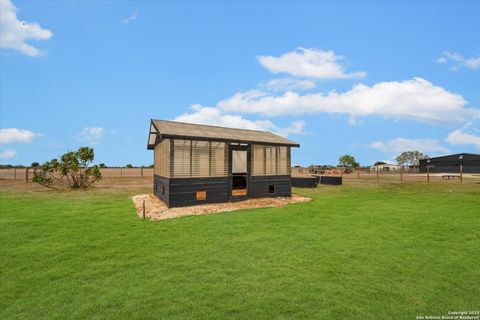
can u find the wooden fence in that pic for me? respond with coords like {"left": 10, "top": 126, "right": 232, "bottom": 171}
{"left": 293, "top": 170, "right": 479, "bottom": 183}
{"left": 337, "top": 171, "right": 479, "bottom": 183}
{"left": 1, "top": 167, "right": 478, "bottom": 183}
{"left": 0, "top": 168, "right": 154, "bottom": 181}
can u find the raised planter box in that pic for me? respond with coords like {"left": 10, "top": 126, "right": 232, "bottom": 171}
{"left": 292, "top": 176, "right": 318, "bottom": 188}
{"left": 320, "top": 176, "right": 343, "bottom": 185}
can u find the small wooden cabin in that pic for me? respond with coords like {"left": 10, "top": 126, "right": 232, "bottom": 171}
{"left": 147, "top": 120, "right": 300, "bottom": 207}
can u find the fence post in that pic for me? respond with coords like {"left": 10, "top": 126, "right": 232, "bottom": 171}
{"left": 25, "top": 167, "right": 29, "bottom": 182}
{"left": 120, "top": 168, "right": 123, "bottom": 177}
{"left": 141, "top": 167, "right": 144, "bottom": 177}
{"left": 376, "top": 166, "right": 379, "bottom": 181}
{"left": 400, "top": 166, "right": 403, "bottom": 181}
{"left": 460, "top": 163, "right": 463, "bottom": 183}
{"left": 14, "top": 167, "right": 17, "bottom": 180}
{"left": 357, "top": 169, "right": 360, "bottom": 179}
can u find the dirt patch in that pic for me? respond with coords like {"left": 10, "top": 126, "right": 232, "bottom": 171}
{"left": 132, "top": 194, "right": 312, "bottom": 221}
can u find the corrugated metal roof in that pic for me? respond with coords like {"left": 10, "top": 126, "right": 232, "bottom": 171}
{"left": 148, "top": 119, "right": 299, "bottom": 149}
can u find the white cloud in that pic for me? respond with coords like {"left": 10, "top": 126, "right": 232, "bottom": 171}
{"left": 276, "top": 120, "right": 305, "bottom": 137}
{"left": 218, "top": 77, "right": 476, "bottom": 124}
{"left": 369, "top": 138, "right": 449, "bottom": 154}
{"left": 437, "top": 51, "right": 480, "bottom": 70}
{"left": 465, "top": 57, "right": 480, "bottom": 69}
{"left": 262, "top": 78, "right": 316, "bottom": 92}
{"left": 348, "top": 116, "right": 363, "bottom": 126}
{"left": 257, "top": 48, "right": 366, "bottom": 79}
{"left": 76, "top": 127, "right": 105, "bottom": 145}
{"left": 436, "top": 57, "right": 448, "bottom": 64}
{"left": 0, "top": 149, "right": 16, "bottom": 159}
{"left": 0, "top": 128, "right": 38, "bottom": 144}
{"left": 0, "top": 0, "right": 53, "bottom": 57}
{"left": 174, "top": 104, "right": 304, "bottom": 137}
{"left": 446, "top": 126, "right": 480, "bottom": 149}
{"left": 122, "top": 10, "right": 138, "bottom": 23}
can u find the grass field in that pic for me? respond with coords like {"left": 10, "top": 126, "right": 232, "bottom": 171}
{"left": 1, "top": 179, "right": 479, "bottom": 319}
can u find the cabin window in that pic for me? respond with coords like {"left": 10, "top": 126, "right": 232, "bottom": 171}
{"left": 162, "top": 186, "right": 165, "bottom": 195}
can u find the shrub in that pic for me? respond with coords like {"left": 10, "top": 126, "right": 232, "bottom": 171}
{"left": 32, "top": 147, "right": 102, "bottom": 189}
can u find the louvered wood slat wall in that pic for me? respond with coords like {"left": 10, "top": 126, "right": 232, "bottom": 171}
{"left": 252, "top": 145, "right": 290, "bottom": 176}
{"left": 154, "top": 139, "right": 170, "bottom": 177}
{"left": 156, "top": 139, "right": 290, "bottom": 178}
{"left": 171, "top": 139, "right": 228, "bottom": 178}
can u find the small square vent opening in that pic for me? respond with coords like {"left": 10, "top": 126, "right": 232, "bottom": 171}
{"left": 268, "top": 185, "right": 275, "bottom": 194}
{"left": 196, "top": 190, "right": 207, "bottom": 201}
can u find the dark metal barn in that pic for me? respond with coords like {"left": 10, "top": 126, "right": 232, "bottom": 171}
{"left": 419, "top": 153, "right": 480, "bottom": 174}
{"left": 147, "top": 120, "right": 300, "bottom": 207}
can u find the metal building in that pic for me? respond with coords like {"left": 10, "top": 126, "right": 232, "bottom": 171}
{"left": 419, "top": 153, "right": 480, "bottom": 174}
{"left": 147, "top": 120, "right": 300, "bottom": 207}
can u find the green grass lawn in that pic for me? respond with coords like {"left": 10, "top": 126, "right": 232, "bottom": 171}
{"left": 1, "top": 180, "right": 479, "bottom": 319}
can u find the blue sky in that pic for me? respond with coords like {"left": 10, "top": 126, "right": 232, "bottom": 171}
{"left": 1, "top": 0, "right": 479, "bottom": 166}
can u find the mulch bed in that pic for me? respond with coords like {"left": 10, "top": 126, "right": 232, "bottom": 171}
{"left": 132, "top": 194, "right": 311, "bottom": 221}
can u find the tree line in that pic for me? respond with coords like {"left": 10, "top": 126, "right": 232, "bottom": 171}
{"left": 15, "top": 146, "right": 429, "bottom": 189}
{"left": 337, "top": 150, "right": 428, "bottom": 169}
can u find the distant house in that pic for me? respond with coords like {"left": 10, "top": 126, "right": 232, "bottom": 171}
{"left": 370, "top": 163, "right": 402, "bottom": 172}
{"left": 419, "top": 153, "right": 480, "bottom": 173}
{"left": 147, "top": 120, "right": 299, "bottom": 207}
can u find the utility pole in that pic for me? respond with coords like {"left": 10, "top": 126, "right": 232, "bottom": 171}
{"left": 459, "top": 155, "right": 463, "bottom": 183}
{"left": 427, "top": 158, "right": 430, "bottom": 182}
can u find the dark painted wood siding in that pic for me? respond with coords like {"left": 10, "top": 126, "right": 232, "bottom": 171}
{"left": 250, "top": 175, "right": 291, "bottom": 198}
{"left": 154, "top": 175, "right": 170, "bottom": 206}
{"left": 169, "top": 176, "right": 230, "bottom": 207}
